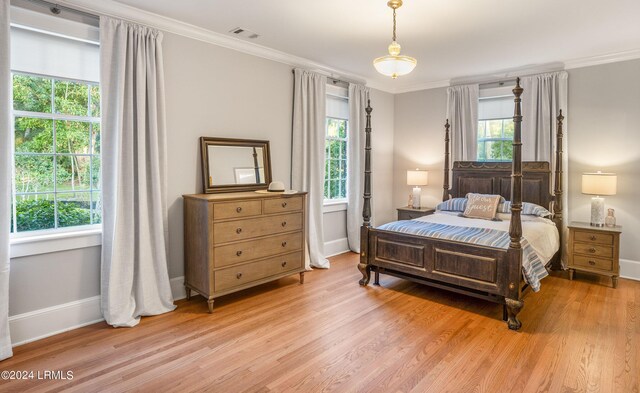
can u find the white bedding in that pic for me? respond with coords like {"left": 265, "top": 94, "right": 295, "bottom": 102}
{"left": 413, "top": 211, "right": 560, "bottom": 264}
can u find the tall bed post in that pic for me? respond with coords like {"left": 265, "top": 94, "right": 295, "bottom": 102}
{"left": 358, "top": 100, "right": 373, "bottom": 285}
{"left": 552, "top": 111, "right": 565, "bottom": 269}
{"left": 442, "top": 119, "right": 451, "bottom": 201}
{"left": 505, "top": 78, "right": 525, "bottom": 330}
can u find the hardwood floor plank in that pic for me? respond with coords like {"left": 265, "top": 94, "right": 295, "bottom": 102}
{"left": 0, "top": 252, "right": 638, "bottom": 393}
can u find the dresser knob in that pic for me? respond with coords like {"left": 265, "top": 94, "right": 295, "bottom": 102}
{"left": 588, "top": 260, "right": 596, "bottom": 266}
{"left": 590, "top": 235, "right": 597, "bottom": 241}
{"left": 281, "top": 221, "right": 287, "bottom": 227}
{"left": 589, "top": 247, "right": 596, "bottom": 253}
{"left": 281, "top": 261, "right": 287, "bottom": 267}
{"left": 236, "top": 272, "right": 243, "bottom": 279}
{"left": 236, "top": 228, "right": 242, "bottom": 234}
{"left": 282, "top": 241, "right": 287, "bottom": 247}
{"left": 236, "top": 250, "right": 242, "bottom": 257}
{"left": 236, "top": 207, "right": 242, "bottom": 213}
{"left": 282, "top": 202, "right": 287, "bottom": 208}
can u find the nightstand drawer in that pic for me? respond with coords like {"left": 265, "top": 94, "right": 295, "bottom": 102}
{"left": 573, "top": 255, "right": 613, "bottom": 271}
{"left": 573, "top": 243, "right": 613, "bottom": 258}
{"left": 574, "top": 230, "right": 614, "bottom": 246}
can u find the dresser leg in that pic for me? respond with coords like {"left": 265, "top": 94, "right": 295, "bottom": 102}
{"left": 185, "top": 287, "right": 191, "bottom": 301}
{"left": 612, "top": 276, "right": 618, "bottom": 288}
{"left": 299, "top": 272, "right": 305, "bottom": 284}
{"left": 374, "top": 268, "right": 380, "bottom": 285}
{"left": 568, "top": 269, "right": 574, "bottom": 280}
{"left": 207, "top": 299, "right": 214, "bottom": 313}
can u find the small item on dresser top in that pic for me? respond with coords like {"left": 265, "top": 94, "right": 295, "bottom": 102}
{"left": 581, "top": 171, "right": 617, "bottom": 227}
{"left": 407, "top": 193, "right": 413, "bottom": 208}
{"left": 407, "top": 169, "right": 428, "bottom": 209}
{"left": 255, "top": 181, "right": 297, "bottom": 194}
{"left": 605, "top": 208, "right": 616, "bottom": 227}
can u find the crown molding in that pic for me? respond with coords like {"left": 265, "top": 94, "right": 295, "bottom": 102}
{"left": 563, "top": 48, "right": 640, "bottom": 70}
{"left": 47, "top": 1, "right": 640, "bottom": 96}
{"left": 54, "top": 0, "right": 387, "bottom": 90}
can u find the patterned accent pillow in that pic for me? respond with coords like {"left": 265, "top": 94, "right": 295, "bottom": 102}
{"left": 436, "top": 198, "right": 467, "bottom": 212}
{"left": 463, "top": 193, "right": 502, "bottom": 220}
{"left": 497, "top": 201, "right": 553, "bottom": 218}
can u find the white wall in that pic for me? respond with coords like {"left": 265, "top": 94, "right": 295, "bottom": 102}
{"left": 392, "top": 60, "right": 640, "bottom": 273}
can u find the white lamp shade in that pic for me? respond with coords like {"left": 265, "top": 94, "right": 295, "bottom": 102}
{"left": 582, "top": 172, "right": 617, "bottom": 196}
{"left": 373, "top": 55, "right": 417, "bottom": 78}
{"left": 407, "top": 170, "right": 428, "bottom": 186}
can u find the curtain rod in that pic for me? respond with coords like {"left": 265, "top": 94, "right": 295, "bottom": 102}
{"left": 18, "top": 0, "right": 99, "bottom": 22}
{"left": 290, "top": 69, "right": 358, "bottom": 87}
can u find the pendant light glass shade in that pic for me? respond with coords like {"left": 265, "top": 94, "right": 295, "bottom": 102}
{"left": 374, "top": 0, "right": 416, "bottom": 79}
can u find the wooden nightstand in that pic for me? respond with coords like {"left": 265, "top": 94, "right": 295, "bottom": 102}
{"left": 397, "top": 206, "right": 435, "bottom": 220}
{"left": 568, "top": 222, "right": 622, "bottom": 288}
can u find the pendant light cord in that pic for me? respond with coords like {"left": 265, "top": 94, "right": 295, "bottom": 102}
{"left": 392, "top": 8, "right": 397, "bottom": 41}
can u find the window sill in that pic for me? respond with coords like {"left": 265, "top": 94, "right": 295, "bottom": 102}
{"left": 10, "top": 227, "right": 102, "bottom": 259}
{"left": 323, "top": 200, "right": 348, "bottom": 213}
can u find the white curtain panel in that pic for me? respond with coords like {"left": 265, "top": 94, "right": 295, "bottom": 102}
{"left": 291, "top": 68, "right": 329, "bottom": 269}
{"left": 0, "top": 0, "right": 12, "bottom": 361}
{"left": 446, "top": 84, "right": 479, "bottom": 162}
{"left": 346, "top": 83, "right": 369, "bottom": 253}
{"left": 522, "top": 71, "right": 569, "bottom": 267}
{"left": 100, "top": 17, "right": 175, "bottom": 327}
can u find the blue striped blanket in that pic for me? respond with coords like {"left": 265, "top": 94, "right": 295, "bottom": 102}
{"left": 376, "top": 220, "right": 549, "bottom": 292}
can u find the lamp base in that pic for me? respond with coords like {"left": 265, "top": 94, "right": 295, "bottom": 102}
{"left": 411, "top": 187, "right": 421, "bottom": 209}
{"left": 590, "top": 196, "right": 605, "bottom": 227}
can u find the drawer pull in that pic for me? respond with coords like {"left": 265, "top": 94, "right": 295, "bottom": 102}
{"left": 236, "top": 272, "right": 243, "bottom": 279}
{"left": 588, "top": 260, "right": 596, "bottom": 266}
{"left": 281, "top": 261, "right": 287, "bottom": 267}
{"left": 282, "top": 202, "right": 287, "bottom": 208}
{"left": 590, "top": 235, "right": 597, "bottom": 241}
{"left": 236, "top": 250, "right": 242, "bottom": 257}
{"left": 589, "top": 247, "right": 597, "bottom": 253}
{"left": 236, "top": 228, "right": 242, "bottom": 234}
{"left": 282, "top": 241, "right": 287, "bottom": 247}
{"left": 282, "top": 221, "right": 287, "bottom": 227}
{"left": 236, "top": 207, "right": 242, "bottom": 213}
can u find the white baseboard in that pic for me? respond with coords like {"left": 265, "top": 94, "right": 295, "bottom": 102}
{"left": 324, "top": 238, "right": 351, "bottom": 258}
{"left": 9, "top": 296, "right": 103, "bottom": 347}
{"left": 620, "top": 259, "right": 640, "bottom": 281}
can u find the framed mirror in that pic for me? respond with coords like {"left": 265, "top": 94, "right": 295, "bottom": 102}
{"left": 200, "top": 137, "right": 272, "bottom": 194}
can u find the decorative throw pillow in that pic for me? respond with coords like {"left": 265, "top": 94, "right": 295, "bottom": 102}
{"left": 463, "top": 193, "right": 502, "bottom": 220}
{"left": 436, "top": 198, "right": 467, "bottom": 212}
{"left": 497, "top": 201, "right": 553, "bottom": 218}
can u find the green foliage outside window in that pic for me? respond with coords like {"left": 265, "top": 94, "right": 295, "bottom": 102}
{"left": 11, "top": 73, "right": 101, "bottom": 233}
{"left": 324, "top": 118, "right": 348, "bottom": 200}
{"left": 477, "top": 118, "right": 514, "bottom": 161}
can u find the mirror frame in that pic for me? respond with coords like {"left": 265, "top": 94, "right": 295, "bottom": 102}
{"left": 200, "top": 137, "right": 273, "bottom": 194}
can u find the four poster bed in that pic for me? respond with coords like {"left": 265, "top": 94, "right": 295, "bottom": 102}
{"left": 358, "top": 79, "right": 565, "bottom": 330}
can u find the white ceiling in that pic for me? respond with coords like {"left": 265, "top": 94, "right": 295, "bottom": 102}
{"left": 112, "top": 0, "right": 640, "bottom": 92}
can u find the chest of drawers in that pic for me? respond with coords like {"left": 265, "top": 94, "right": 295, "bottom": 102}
{"left": 183, "top": 191, "right": 307, "bottom": 312}
{"left": 567, "top": 222, "right": 622, "bottom": 288}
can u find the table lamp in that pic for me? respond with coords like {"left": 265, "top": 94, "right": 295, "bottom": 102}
{"left": 581, "top": 171, "right": 617, "bottom": 227}
{"left": 407, "top": 169, "right": 428, "bottom": 209}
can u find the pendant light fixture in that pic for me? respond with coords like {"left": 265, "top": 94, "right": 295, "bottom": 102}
{"left": 373, "top": 0, "right": 417, "bottom": 79}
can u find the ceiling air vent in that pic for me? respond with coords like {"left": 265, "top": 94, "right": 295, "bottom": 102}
{"left": 229, "top": 27, "right": 259, "bottom": 39}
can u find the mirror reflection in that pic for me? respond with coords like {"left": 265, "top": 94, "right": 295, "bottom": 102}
{"left": 207, "top": 146, "right": 266, "bottom": 186}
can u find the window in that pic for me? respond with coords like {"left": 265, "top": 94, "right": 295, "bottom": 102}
{"left": 477, "top": 92, "right": 514, "bottom": 161}
{"left": 11, "top": 73, "right": 101, "bottom": 233}
{"left": 9, "top": 12, "right": 100, "bottom": 235}
{"left": 324, "top": 85, "right": 349, "bottom": 202}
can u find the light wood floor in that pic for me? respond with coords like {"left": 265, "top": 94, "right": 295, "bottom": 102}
{"left": 1, "top": 253, "right": 639, "bottom": 392}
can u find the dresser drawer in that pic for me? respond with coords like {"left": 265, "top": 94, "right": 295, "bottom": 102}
{"left": 573, "top": 242, "right": 613, "bottom": 258}
{"left": 214, "top": 251, "right": 303, "bottom": 292}
{"left": 213, "top": 232, "right": 303, "bottom": 267}
{"left": 213, "top": 212, "right": 303, "bottom": 244}
{"left": 573, "top": 255, "right": 613, "bottom": 272}
{"left": 574, "top": 230, "right": 614, "bottom": 246}
{"left": 213, "top": 200, "right": 262, "bottom": 221}
{"left": 263, "top": 196, "right": 303, "bottom": 214}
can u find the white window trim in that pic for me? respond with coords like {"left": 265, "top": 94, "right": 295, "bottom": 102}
{"left": 323, "top": 200, "right": 347, "bottom": 213}
{"left": 10, "top": 225, "right": 102, "bottom": 259}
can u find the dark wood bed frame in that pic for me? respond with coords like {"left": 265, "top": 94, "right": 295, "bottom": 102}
{"left": 358, "top": 79, "right": 565, "bottom": 330}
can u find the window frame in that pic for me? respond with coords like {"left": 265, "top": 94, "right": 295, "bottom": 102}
{"left": 323, "top": 116, "right": 349, "bottom": 205}
{"left": 10, "top": 70, "right": 102, "bottom": 239}
{"left": 477, "top": 92, "right": 515, "bottom": 162}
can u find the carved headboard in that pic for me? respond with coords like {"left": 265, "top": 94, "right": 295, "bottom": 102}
{"left": 450, "top": 161, "right": 554, "bottom": 209}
